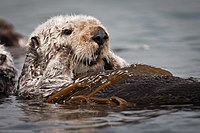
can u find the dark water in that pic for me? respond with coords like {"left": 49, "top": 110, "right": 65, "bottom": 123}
{"left": 1, "top": 0, "right": 200, "bottom": 133}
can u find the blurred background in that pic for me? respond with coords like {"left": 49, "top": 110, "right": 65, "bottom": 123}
{"left": 1, "top": 0, "right": 200, "bottom": 77}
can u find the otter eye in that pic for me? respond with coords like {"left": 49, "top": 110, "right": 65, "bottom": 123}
{"left": 63, "top": 29, "right": 73, "bottom": 35}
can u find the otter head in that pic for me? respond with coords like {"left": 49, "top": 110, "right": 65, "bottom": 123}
{"left": 25, "top": 15, "right": 111, "bottom": 79}
{"left": 28, "top": 15, "right": 109, "bottom": 75}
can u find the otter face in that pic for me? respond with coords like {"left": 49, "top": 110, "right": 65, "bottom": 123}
{"left": 30, "top": 15, "right": 109, "bottom": 69}
{"left": 61, "top": 17, "right": 109, "bottom": 66}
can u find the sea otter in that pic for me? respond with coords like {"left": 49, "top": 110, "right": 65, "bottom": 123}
{"left": 17, "top": 15, "right": 129, "bottom": 99}
{"left": 17, "top": 15, "right": 200, "bottom": 106}
{"left": 0, "top": 45, "right": 16, "bottom": 94}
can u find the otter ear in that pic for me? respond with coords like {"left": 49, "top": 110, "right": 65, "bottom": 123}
{"left": 30, "top": 36, "right": 40, "bottom": 49}
{"left": 103, "top": 58, "right": 113, "bottom": 70}
{"left": 0, "top": 54, "right": 6, "bottom": 65}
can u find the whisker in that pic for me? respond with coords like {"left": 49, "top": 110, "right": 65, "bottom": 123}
{"left": 75, "top": 54, "right": 79, "bottom": 64}
{"left": 84, "top": 53, "right": 88, "bottom": 66}
{"left": 72, "top": 54, "right": 75, "bottom": 63}
{"left": 78, "top": 52, "right": 84, "bottom": 66}
{"left": 88, "top": 47, "right": 92, "bottom": 65}
{"left": 78, "top": 55, "right": 82, "bottom": 65}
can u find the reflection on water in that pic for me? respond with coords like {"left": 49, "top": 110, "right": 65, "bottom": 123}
{"left": 0, "top": 0, "right": 200, "bottom": 133}
{"left": 1, "top": 96, "right": 200, "bottom": 133}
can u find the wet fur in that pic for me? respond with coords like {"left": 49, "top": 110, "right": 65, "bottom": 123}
{"left": 0, "top": 45, "right": 16, "bottom": 94}
{"left": 17, "top": 15, "right": 129, "bottom": 99}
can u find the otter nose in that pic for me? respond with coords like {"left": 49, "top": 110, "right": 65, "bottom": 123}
{"left": 92, "top": 27, "right": 108, "bottom": 46}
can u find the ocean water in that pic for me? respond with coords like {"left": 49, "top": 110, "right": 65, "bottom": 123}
{"left": 0, "top": 0, "right": 200, "bottom": 133}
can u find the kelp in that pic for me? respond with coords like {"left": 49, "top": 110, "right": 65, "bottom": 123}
{"left": 47, "top": 64, "right": 200, "bottom": 106}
